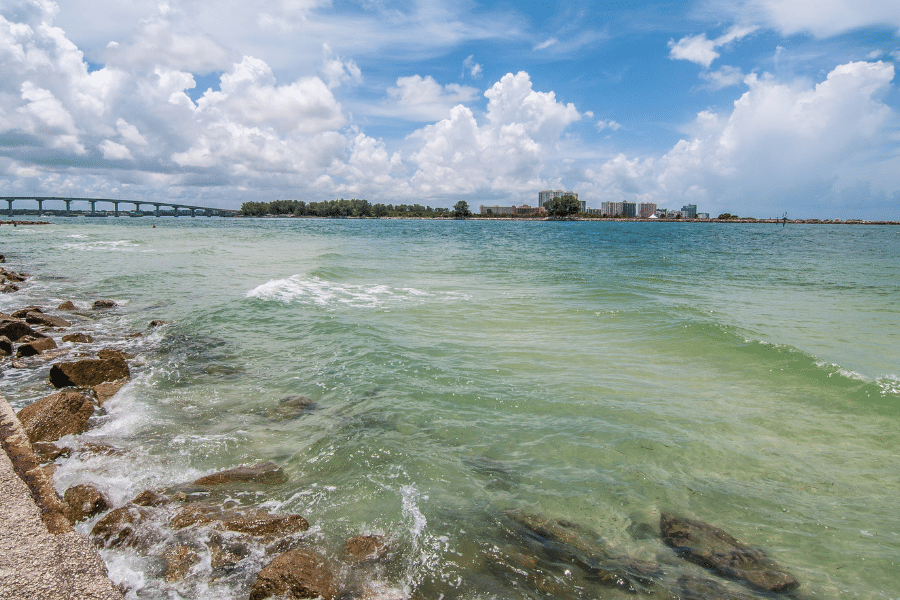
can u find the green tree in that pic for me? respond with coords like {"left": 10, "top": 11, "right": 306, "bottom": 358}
{"left": 453, "top": 200, "right": 472, "bottom": 219}
{"left": 544, "top": 194, "right": 580, "bottom": 218}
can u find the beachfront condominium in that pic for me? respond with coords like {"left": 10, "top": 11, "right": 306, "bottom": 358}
{"left": 601, "top": 201, "right": 636, "bottom": 217}
{"left": 681, "top": 204, "right": 697, "bottom": 218}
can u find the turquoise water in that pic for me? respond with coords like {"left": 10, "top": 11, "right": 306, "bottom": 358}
{"left": 1, "top": 218, "right": 898, "bottom": 599}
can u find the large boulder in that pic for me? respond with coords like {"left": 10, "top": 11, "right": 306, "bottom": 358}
{"left": 249, "top": 548, "right": 337, "bottom": 600}
{"left": 58, "top": 300, "right": 78, "bottom": 311}
{"left": 660, "top": 513, "right": 798, "bottom": 593}
{"left": 163, "top": 544, "right": 201, "bottom": 582}
{"left": 92, "top": 299, "right": 117, "bottom": 309}
{"left": 63, "top": 484, "right": 111, "bottom": 524}
{"left": 0, "top": 317, "right": 44, "bottom": 342}
{"left": 16, "top": 336, "right": 58, "bottom": 357}
{"left": 16, "top": 390, "right": 95, "bottom": 443}
{"left": 0, "top": 335, "right": 12, "bottom": 355}
{"left": 93, "top": 379, "right": 126, "bottom": 405}
{"left": 49, "top": 355, "right": 130, "bottom": 388}
{"left": 192, "top": 461, "right": 287, "bottom": 486}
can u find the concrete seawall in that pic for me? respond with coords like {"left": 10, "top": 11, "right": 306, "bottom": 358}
{"left": 0, "top": 394, "right": 123, "bottom": 600}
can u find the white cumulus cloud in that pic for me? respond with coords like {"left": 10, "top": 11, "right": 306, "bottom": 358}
{"left": 669, "top": 25, "right": 757, "bottom": 68}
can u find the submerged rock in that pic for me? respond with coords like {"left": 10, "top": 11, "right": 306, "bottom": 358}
{"left": 49, "top": 355, "right": 130, "bottom": 388}
{"left": 16, "top": 390, "right": 94, "bottom": 443}
{"left": 192, "top": 461, "right": 287, "bottom": 487}
{"left": 132, "top": 490, "right": 170, "bottom": 507}
{"left": 15, "top": 335, "right": 58, "bottom": 357}
{"left": 92, "top": 299, "right": 117, "bottom": 309}
{"left": 62, "top": 332, "right": 94, "bottom": 344}
{"left": 660, "top": 513, "right": 799, "bottom": 593}
{"left": 249, "top": 548, "right": 337, "bottom": 600}
{"left": 269, "top": 395, "right": 317, "bottom": 420}
{"left": 344, "top": 534, "right": 389, "bottom": 563}
{"left": 64, "top": 483, "right": 111, "bottom": 524}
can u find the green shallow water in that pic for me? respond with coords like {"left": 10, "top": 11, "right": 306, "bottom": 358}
{"left": 1, "top": 217, "right": 898, "bottom": 599}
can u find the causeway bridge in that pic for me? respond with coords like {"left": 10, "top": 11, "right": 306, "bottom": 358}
{"left": 0, "top": 196, "right": 239, "bottom": 218}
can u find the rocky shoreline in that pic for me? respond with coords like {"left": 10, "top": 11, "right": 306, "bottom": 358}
{"left": 0, "top": 256, "right": 807, "bottom": 599}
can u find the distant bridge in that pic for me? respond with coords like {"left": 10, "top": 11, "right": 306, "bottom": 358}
{"left": 0, "top": 196, "right": 239, "bottom": 218}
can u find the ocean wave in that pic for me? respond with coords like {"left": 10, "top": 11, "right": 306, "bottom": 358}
{"left": 60, "top": 239, "right": 143, "bottom": 251}
{"left": 246, "top": 275, "right": 469, "bottom": 308}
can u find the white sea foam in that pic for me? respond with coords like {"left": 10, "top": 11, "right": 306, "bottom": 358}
{"left": 246, "top": 275, "right": 468, "bottom": 308}
{"left": 60, "top": 239, "right": 142, "bottom": 251}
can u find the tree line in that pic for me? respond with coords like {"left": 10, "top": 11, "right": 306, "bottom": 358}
{"left": 240, "top": 198, "right": 453, "bottom": 218}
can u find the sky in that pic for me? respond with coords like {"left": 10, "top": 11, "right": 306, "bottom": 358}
{"left": 1, "top": 0, "right": 900, "bottom": 218}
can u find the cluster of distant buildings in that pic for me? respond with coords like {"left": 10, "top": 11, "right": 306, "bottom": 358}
{"left": 479, "top": 191, "right": 710, "bottom": 219}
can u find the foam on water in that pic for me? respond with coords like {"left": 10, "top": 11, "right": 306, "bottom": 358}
{"left": 246, "top": 274, "right": 468, "bottom": 308}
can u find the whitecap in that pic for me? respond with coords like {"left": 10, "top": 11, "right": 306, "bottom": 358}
{"left": 246, "top": 275, "right": 468, "bottom": 309}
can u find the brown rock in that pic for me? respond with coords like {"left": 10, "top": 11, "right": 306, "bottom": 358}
{"left": 0, "top": 317, "right": 44, "bottom": 342}
{"left": 91, "top": 505, "right": 152, "bottom": 548}
{"left": 192, "top": 461, "right": 287, "bottom": 487}
{"left": 148, "top": 320, "right": 168, "bottom": 328}
{"left": 32, "top": 441, "right": 70, "bottom": 463}
{"left": 62, "top": 332, "right": 94, "bottom": 344}
{"left": 16, "top": 335, "right": 58, "bottom": 357}
{"left": 92, "top": 299, "right": 117, "bottom": 309}
{"left": 170, "top": 503, "right": 308, "bottom": 536}
{"left": 0, "top": 335, "right": 11, "bottom": 355}
{"left": 164, "top": 544, "right": 200, "bottom": 582}
{"left": 660, "top": 513, "right": 799, "bottom": 593}
{"left": 48, "top": 355, "right": 130, "bottom": 388}
{"left": 24, "top": 312, "right": 71, "bottom": 328}
{"left": 93, "top": 379, "right": 126, "bottom": 405}
{"left": 58, "top": 300, "right": 78, "bottom": 311}
{"left": 132, "top": 489, "right": 170, "bottom": 507}
{"left": 344, "top": 535, "right": 388, "bottom": 563}
{"left": 63, "top": 484, "right": 111, "bottom": 523}
{"left": 249, "top": 548, "right": 337, "bottom": 600}
{"left": 16, "top": 390, "right": 94, "bottom": 443}
{"left": 0, "top": 283, "right": 20, "bottom": 293}
{"left": 97, "top": 348, "right": 134, "bottom": 360}
{"left": 12, "top": 306, "right": 43, "bottom": 317}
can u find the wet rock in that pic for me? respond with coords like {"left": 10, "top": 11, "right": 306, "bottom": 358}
{"left": 0, "top": 283, "right": 19, "bottom": 293}
{"left": 48, "top": 355, "right": 130, "bottom": 388}
{"left": 192, "top": 461, "right": 287, "bottom": 487}
{"left": 97, "top": 348, "right": 134, "bottom": 360}
{"left": 209, "top": 532, "right": 252, "bottom": 568}
{"left": 93, "top": 379, "right": 126, "bottom": 405}
{"left": 91, "top": 505, "right": 153, "bottom": 549}
{"left": 0, "top": 267, "right": 27, "bottom": 282}
{"left": 92, "top": 299, "right": 117, "bottom": 309}
{"left": 164, "top": 544, "right": 201, "bottom": 582}
{"left": 676, "top": 575, "right": 760, "bottom": 600}
{"left": 249, "top": 548, "right": 337, "bottom": 600}
{"left": 0, "top": 317, "right": 44, "bottom": 342}
{"left": 660, "top": 513, "right": 799, "bottom": 593}
{"left": 62, "top": 332, "right": 94, "bottom": 343}
{"left": 125, "top": 331, "right": 143, "bottom": 338}
{"left": 493, "top": 510, "right": 660, "bottom": 596}
{"left": 12, "top": 306, "right": 43, "bottom": 318}
{"left": 170, "top": 503, "right": 309, "bottom": 536}
{"left": 15, "top": 335, "right": 58, "bottom": 357}
{"left": 269, "top": 395, "right": 317, "bottom": 420}
{"left": 32, "top": 441, "right": 70, "bottom": 463}
{"left": 58, "top": 300, "right": 78, "bottom": 311}
{"left": 148, "top": 320, "right": 168, "bottom": 328}
{"left": 344, "top": 535, "right": 389, "bottom": 563}
{"left": 132, "top": 489, "right": 170, "bottom": 507}
{"left": 24, "top": 312, "right": 71, "bottom": 328}
{"left": 16, "top": 390, "right": 94, "bottom": 443}
{"left": 0, "top": 335, "right": 11, "bottom": 355}
{"left": 63, "top": 483, "right": 111, "bottom": 523}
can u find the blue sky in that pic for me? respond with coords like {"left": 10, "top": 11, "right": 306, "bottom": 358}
{"left": 1, "top": 0, "right": 899, "bottom": 218}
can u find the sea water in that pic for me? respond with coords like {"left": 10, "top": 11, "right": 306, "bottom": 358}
{"left": 0, "top": 217, "right": 898, "bottom": 599}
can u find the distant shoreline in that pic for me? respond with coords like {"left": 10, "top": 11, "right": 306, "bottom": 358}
{"left": 238, "top": 214, "right": 900, "bottom": 225}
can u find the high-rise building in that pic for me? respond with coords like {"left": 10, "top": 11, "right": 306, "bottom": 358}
{"left": 681, "top": 204, "right": 697, "bottom": 218}
{"left": 638, "top": 203, "right": 657, "bottom": 218}
{"left": 539, "top": 190, "right": 579, "bottom": 207}
{"left": 622, "top": 202, "right": 636, "bottom": 217}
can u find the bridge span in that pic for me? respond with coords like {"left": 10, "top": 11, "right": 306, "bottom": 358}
{"left": 0, "top": 196, "right": 239, "bottom": 218}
